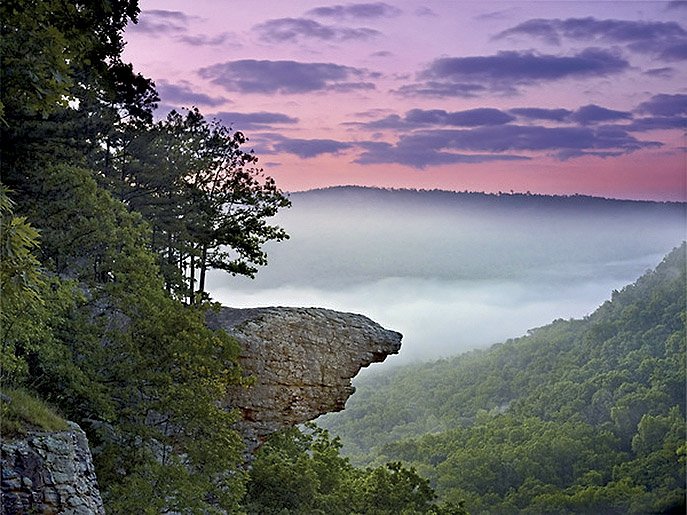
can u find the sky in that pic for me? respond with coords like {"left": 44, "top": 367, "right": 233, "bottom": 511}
{"left": 123, "top": 1, "right": 687, "bottom": 201}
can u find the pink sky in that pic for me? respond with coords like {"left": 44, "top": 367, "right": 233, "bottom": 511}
{"left": 122, "top": 1, "right": 687, "bottom": 201}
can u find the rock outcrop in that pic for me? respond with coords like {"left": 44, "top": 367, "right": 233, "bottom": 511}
{"left": 207, "top": 306, "right": 402, "bottom": 451}
{"left": 1, "top": 422, "right": 104, "bottom": 515}
{"left": 0, "top": 307, "right": 401, "bottom": 511}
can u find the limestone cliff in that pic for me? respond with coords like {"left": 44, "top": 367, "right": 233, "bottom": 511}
{"left": 207, "top": 306, "right": 402, "bottom": 451}
{"left": 0, "top": 422, "right": 104, "bottom": 515}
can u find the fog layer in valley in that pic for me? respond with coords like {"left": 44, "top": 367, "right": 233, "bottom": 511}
{"left": 207, "top": 187, "right": 685, "bottom": 366}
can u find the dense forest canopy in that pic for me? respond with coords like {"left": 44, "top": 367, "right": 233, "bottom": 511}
{"left": 320, "top": 244, "right": 687, "bottom": 513}
{"left": 0, "top": 2, "right": 461, "bottom": 512}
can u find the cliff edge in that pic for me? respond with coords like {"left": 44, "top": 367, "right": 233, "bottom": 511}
{"left": 207, "top": 306, "right": 402, "bottom": 451}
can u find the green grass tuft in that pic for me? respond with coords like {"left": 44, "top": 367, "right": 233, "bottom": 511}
{"left": 0, "top": 388, "right": 69, "bottom": 436}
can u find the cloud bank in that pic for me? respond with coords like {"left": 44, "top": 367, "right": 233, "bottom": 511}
{"left": 307, "top": 2, "right": 401, "bottom": 19}
{"left": 254, "top": 17, "right": 380, "bottom": 43}
{"left": 213, "top": 111, "right": 299, "bottom": 131}
{"left": 198, "top": 59, "right": 376, "bottom": 94}
{"left": 156, "top": 80, "right": 228, "bottom": 107}
{"left": 400, "top": 48, "right": 629, "bottom": 96}
{"left": 495, "top": 17, "right": 687, "bottom": 61}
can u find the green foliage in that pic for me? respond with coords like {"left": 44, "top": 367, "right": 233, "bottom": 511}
{"left": 0, "top": 387, "right": 69, "bottom": 435}
{"left": 7, "top": 162, "right": 246, "bottom": 512}
{"left": 0, "top": 185, "right": 44, "bottom": 382}
{"left": 321, "top": 244, "right": 687, "bottom": 513}
{"left": 0, "top": 0, "right": 74, "bottom": 119}
{"left": 244, "top": 423, "right": 467, "bottom": 514}
{"left": 104, "top": 108, "right": 290, "bottom": 302}
{"left": 94, "top": 297, "right": 246, "bottom": 513}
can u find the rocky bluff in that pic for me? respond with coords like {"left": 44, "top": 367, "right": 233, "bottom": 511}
{"left": 207, "top": 306, "right": 402, "bottom": 451}
{"left": 1, "top": 307, "right": 401, "bottom": 512}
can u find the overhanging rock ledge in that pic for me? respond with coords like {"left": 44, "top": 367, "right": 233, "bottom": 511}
{"left": 206, "top": 306, "right": 402, "bottom": 451}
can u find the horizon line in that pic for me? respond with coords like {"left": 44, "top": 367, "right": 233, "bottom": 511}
{"left": 285, "top": 184, "right": 687, "bottom": 205}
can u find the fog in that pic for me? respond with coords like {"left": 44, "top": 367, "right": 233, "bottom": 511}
{"left": 207, "top": 188, "right": 685, "bottom": 368}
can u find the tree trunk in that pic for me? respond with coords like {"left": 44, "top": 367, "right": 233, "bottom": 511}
{"left": 199, "top": 244, "right": 208, "bottom": 296}
{"left": 189, "top": 247, "right": 195, "bottom": 305}
{"left": 165, "top": 232, "right": 173, "bottom": 293}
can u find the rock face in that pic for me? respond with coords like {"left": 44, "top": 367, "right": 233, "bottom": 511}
{"left": 0, "top": 422, "right": 104, "bottom": 515}
{"left": 207, "top": 306, "right": 402, "bottom": 450}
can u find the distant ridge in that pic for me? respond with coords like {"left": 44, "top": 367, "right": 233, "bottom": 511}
{"left": 287, "top": 186, "right": 686, "bottom": 218}
{"left": 289, "top": 185, "right": 686, "bottom": 207}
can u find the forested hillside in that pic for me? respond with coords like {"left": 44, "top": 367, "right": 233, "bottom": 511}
{"left": 319, "top": 244, "right": 686, "bottom": 513}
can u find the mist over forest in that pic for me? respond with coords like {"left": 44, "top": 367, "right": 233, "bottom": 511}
{"left": 207, "top": 186, "right": 685, "bottom": 364}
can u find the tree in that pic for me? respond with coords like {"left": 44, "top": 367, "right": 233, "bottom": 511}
{"left": 1, "top": 0, "right": 157, "bottom": 190}
{"left": 0, "top": 185, "right": 44, "bottom": 382}
{"left": 108, "top": 108, "right": 290, "bottom": 302}
{"left": 244, "top": 424, "right": 467, "bottom": 514}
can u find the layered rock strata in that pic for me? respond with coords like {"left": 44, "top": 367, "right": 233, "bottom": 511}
{"left": 206, "top": 306, "right": 402, "bottom": 451}
{"left": 0, "top": 422, "right": 104, "bottom": 515}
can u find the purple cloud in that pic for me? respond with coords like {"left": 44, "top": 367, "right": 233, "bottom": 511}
{"left": 128, "top": 9, "right": 190, "bottom": 35}
{"left": 407, "top": 108, "right": 515, "bottom": 126}
{"left": 178, "top": 32, "right": 236, "bottom": 46}
{"left": 405, "top": 49, "right": 629, "bottom": 97}
{"left": 329, "top": 82, "right": 376, "bottom": 92}
{"left": 425, "top": 49, "right": 628, "bottom": 83}
{"left": 625, "top": 116, "right": 687, "bottom": 132}
{"left": 307, "top": 2, "right": 401, "bottom": 19}
{"left": 355, "top": 108, "right": 515, "bottom": 129}
{"left": 348, "top": 114, "right": 404, "bottom": 129}
{"left": 509, "top": 107, "right": 572, "bottom": 121}
{"left": 570, "top": 104, "right": 632, "bottom": 125}
{"left": 372, "top": 124, "right": 657, "bottom": 156}
{"left": 636, "top": 94, "right": 687, "bottom": 116}
{"left": 643, "top": 67, "right": 675, "bottom": 78}
{"left": 657, "top": 41, "right": 687, "bottom": 61}
{"left": 498, "top": 17, "right": 685, "bottom": 44}
{"left": 252, "top": 100, "right": 672, "bottom": 167}
{"left": 496, "top": 17, "right": 687, "bottom": 61}
{"left": 273, "top": 138, "right": 354, "bottom": 158}
{"left": 415, "top": 7, "right": 437, "bottom": 17}
{"left": 198, "top": 59, "right": 376, "bottom": 94}
{"left": 556, "top": 149, "right": 626, "bottom": 160}
{"left": 395, "top": 81, "right": 487, "bottom": 98}
{"left": 213, "top": 111, "right": 299, "bottom": 131}
{"left": 156, "top": 80, "right": 228, "bottom": 107}
{"left": 496, "top": 19, "right": 562, "bottom": 45}
{"left": 354, "top": 141, "right": 529, "bottom": 168}
{"left": 667, "top": 1, "right": 687, "bottom": 9}
{"left": 352, "top": 120, "right": 661, "bottom": 168}
{"left": 254, "top": 18, "right": 380, "bottom": 43}
{"left": 129, "top": 9, "right": 235, "bottom": 48}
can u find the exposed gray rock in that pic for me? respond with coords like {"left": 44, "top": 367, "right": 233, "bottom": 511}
{"left": 1, "top": 422, "right": 104, "bottom": 515}
{"left": 207, "top": 306, "right": 402, "bottom": 452}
